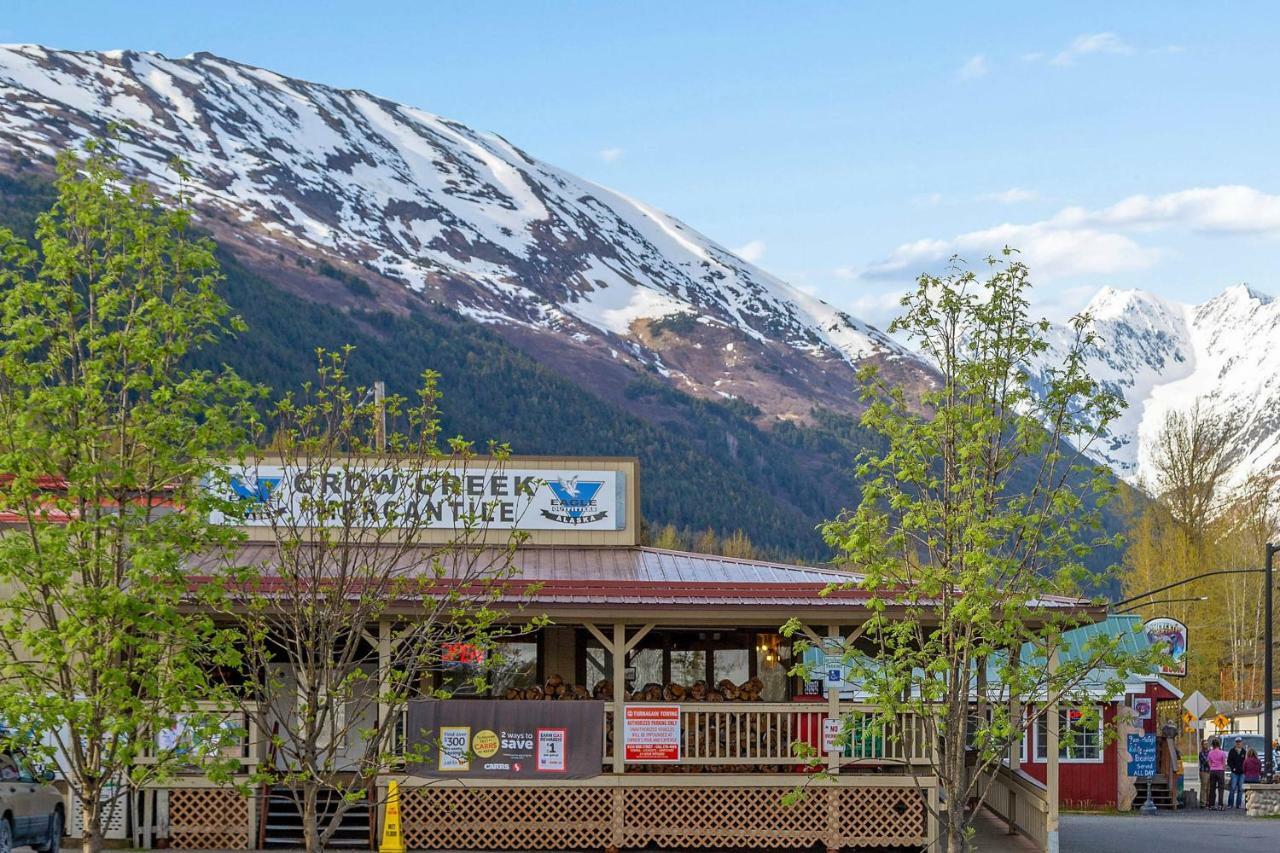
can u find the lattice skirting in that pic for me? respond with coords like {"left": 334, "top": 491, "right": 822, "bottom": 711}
{"left": 400, "top": 784, "right": 927, "bottom": 851}
{"left": 167, "top": 788, "right": 251, "bottom": 850}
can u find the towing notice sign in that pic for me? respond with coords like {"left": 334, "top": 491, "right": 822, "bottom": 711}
{"left": 624, "top": 705, "right": 681, "bottom": 762}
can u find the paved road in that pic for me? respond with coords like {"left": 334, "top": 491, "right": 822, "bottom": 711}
{"left": 1059, "top": 810, "right": 1280, "bottom": 853}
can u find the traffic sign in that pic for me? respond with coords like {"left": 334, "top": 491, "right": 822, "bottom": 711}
{"left": 1184, "top": 690, "right": 1212, "bottom": 720}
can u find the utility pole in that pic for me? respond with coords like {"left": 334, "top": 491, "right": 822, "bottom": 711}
{"left": 1266, "top": 542, "right": 1276, "bottom": 782}
{"left": 374, "top": 380, "right": 386, "bottom": 453}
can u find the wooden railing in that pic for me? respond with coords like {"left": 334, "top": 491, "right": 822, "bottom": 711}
{"left": 134, "top": 702, "right": 260, "bottom": 771}
{"left": 604, "top": 702, "right": 931, "bottom": 767}
{"left": 978, "top": 763, "right": 1048, "bottom": 850}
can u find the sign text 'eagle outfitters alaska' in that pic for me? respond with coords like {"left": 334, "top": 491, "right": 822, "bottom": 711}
{"left": 209, "top": 465, "right": 626, "bottom": 531}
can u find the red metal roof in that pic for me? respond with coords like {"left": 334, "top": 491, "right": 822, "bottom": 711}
{"left": 188, "top": 544, "right": 1093, "bottom": 610}
{"left": 187, "top": 544, "right": 879, "bottom": 608}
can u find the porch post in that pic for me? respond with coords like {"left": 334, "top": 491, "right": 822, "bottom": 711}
{"left": 827, "top": 624, "right": 840, "bottom": 772}
{"left": 377, "top": 619, "right": 392, "bottom": 839}
{"left": 612, "top": 622, "right": 626, "bottom": 775}
{"left": 1046, "top": 648, "right": 1060, "bottom": 853}
{"left": 1007, "top": 643, "right": 1021, "bottom": 835}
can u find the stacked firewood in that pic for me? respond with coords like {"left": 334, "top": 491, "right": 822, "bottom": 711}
{"left": 500, "top": 675, "right": 769, "bottom": 703}
{"left": 501, "top": 673, "right": 592, "bottom": 700}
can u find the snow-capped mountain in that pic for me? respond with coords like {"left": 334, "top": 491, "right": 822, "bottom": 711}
{"left": 1040, "top": 284, "right": 1280, "bottom": 490}
{"left": 0, "top": 44, "right": 927, "bottom": 420}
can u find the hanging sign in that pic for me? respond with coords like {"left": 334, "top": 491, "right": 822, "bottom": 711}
{"left": 1132, "top": 697, "right": 1153, "bottom": 721}
{"left": 1126, "top": 733, "right": 1157, "bottom": 777}
{"left": 1143, "top": 617, "right": 1188, "bottom": 676}
{"left": 624, "top": 705, "right": 681, "bottom": 762}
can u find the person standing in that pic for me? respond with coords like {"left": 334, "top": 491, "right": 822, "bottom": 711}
{"left": 1207, "top": 738, "right": 1228, "bottom": 810}
{"left": 1198, "top": 740, "right": 1211, "bottom": 806}
{"left": 1244, "top": 748, "right": 1262, "bottom": 783}
{"left": 1227, "top": 736, "right": 1247, "bottom": 809}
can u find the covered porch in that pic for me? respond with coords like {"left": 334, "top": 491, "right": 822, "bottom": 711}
{"left": 142, "top": 544, "right": 1066, "bottom": 851}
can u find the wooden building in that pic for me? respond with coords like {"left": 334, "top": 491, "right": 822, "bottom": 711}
{"left": 118, "top": 456, "right": 1071, "bottom": 851}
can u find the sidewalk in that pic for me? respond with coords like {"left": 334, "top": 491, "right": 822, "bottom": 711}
{"left": 971, "top": 807, "right": 1041, "bottom": 852}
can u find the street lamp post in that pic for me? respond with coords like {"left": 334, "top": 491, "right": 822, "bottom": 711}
{"left": 1266, "top": 543, "right": 1276, "bottom": 782}
{"left": 1113, "top": 547, "right": 1277, "bottom": 782}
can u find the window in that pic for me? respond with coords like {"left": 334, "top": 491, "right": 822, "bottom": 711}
{"left": 489, "top": 642, "right": 538, "bottom": 696}
{"left": 713, "top": 649, "right": 749, "bottom": 685}
{"left": 669, "top": 650, "right": 707, "bottom": 686}
{"left": 1034, "top": 706, "right": 1103, "bottom": 762}
{"left": 441, "top": 639, "right": 539, "bottom": 697}
{"left": 585, "top": 644, "right": 662, "bottom": 693}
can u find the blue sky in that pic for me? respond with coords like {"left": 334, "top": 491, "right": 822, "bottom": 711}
{"left": 6, "top": 1, "right": 1280, "bottom": 323}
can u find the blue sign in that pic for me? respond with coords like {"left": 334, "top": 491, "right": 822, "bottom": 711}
{"left": 1127, "top": 733, "right": 1157, "bottom": 777}
{"left": 824, "top": 654, "right": 842, "bottom": 684}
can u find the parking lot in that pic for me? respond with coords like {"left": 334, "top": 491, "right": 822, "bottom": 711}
{"left": 1059, "top": 811, "right": 1280, "bottom": 853}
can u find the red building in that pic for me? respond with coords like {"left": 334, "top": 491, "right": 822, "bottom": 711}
{"left": 1010, "top": 616, "right": 1184, "bottom": 810}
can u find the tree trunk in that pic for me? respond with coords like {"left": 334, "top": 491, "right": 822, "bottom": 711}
{"left": 302, "top": 782, "right": 321, "bottom": 853}
{"left": 82, "top": 791, "right": 104, "bottom": 853}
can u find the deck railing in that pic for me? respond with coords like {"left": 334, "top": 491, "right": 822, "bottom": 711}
{"left": 604, "top": 702, "right": 932, "bottom": 767}
{"left": 134, "top": 701, "right": 260, "bottom": 770}
{"left": 978, "top": 763, "right": 1049, "bottom": 850}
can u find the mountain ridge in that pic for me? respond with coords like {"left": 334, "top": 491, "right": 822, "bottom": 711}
{"left": 1039, "top": 282, "right": 1280, "bottom": 492}
{"left": 0, "top": 43, "right": 936, "bottom": 427}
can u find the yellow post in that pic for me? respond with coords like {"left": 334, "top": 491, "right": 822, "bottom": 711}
{"left": 379, "top": 779, "right": 406, "bottom": 853}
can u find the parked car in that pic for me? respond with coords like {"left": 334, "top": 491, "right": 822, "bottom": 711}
{"left": 0, "top": 747, "right": 63, "bottom": 853}
{"left": 1221, "top": 733, "right": 1267, "bottom": 759}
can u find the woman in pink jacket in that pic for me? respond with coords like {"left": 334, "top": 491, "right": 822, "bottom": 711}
{"left": 1207, "top": 739, "right": 1228, "bottom": 809}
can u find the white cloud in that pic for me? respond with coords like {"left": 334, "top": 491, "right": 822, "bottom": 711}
{"left": 846, "top": 289, "right": 911, "bottom": 327}
{"left": 1069, "top": 185, "right": 1280, "bottom": 234}
{"left": 733, "top": 239, "right": 766, "bottom": 263}
{"left": 958, "top": 54, "right": 988, "bottom": 81}
{"left": 865, "top": 223, "right": 1158, "bottom": 280}
{"left": 980, "top": 188, "right": 1039, "bottom": 204}
{"left": 1050, "top": 32, "right": 1133, "bottom": 66}
{"left": 912, "top": 192, "right": 945, "bottom": 207}
{"left": 598, "top": 147, "right": 624, "bottom": 162}
{"left": 862, "top": 184, "right": 1280, "bottom": 282}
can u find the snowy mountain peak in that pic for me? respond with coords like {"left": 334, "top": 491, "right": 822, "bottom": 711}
{"left": 1041, "top": 284, "right": 1280, "bottom": 491}
{"left": 0, "top": 44, "right": 920, "bottom": 421}
{"left": 1083, "top": 286, "right": 1182, "bottom": 326}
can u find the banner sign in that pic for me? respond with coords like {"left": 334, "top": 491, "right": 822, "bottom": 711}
{"left": 1126, "top": 733, "right": 1157, "bottom": 777}
{"left": 209, "top": 464, "right": 626, "bottom": 531}
{"left": 623, "top": 705, "right": 681, "bottom": 762}
{"left": 406, "top": 699, "right": 604, "bottom": 778}
{"left": 1143, "top": 617, "right": 1188, "bottom": 677}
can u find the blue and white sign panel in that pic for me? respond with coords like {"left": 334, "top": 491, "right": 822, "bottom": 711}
{"left": 209, "top": 464, "right": 626, "bottom": 531}
{"left": 1126, "top": 733, "right": 1157, "bottom": 777}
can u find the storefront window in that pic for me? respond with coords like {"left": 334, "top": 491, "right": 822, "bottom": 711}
{"left": 441, "top": 641, "right": 538, "bottom": 697}
{"left": 489, "top": 642, "right": 538, "bottom": 696}
{"left": 713, "top": 649, "right": 749, "bottom": 686}
{"left": 670, "top": 650, "right": 707, "bottom": 686}
{"left": 584, "top": 644, "right": 662, "bottom": 692}
{"left": 754, "top": 636, "right": 788, "bottom": 701}
{"left": 1034, "top": 707, "right": 1102, "bottom": 762}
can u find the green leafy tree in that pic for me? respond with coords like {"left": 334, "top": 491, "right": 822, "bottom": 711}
{"left": 801, "top": 252, "right": 1162, "bottom": 851}
{"left": 213, "top": 350, "right": 541, "bottom": 853}
{"left": 0, "top": 143, "right": 257, "bottom": 852}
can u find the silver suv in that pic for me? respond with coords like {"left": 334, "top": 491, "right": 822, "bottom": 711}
{"left": 0, "top": 748, "right": 63, "bottom": 853}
